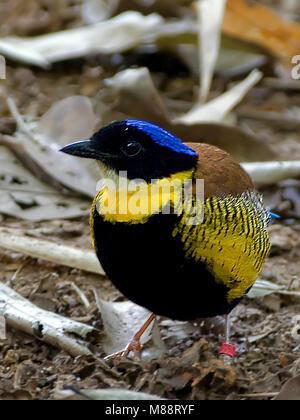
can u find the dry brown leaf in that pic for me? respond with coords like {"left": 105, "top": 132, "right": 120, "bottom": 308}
{"left": 103, "top": 67, "right": 171, "bottom": 126}
{"left": 192, "top": 358, "right": 236, "bottom": 390}
{"left": 7, "top": 96, "right": 98, "bottom": 199}
{"left": 275, "top": 375, "right": 300, "bottom": 400}
{"left": 223, "top": 0, "right": 300, "bottom": 67}
{"left": 102, "top": 67, "right": 275, "bottom": 162}
{"left": 177, "top": 123, "right": 275, "bottom": 162}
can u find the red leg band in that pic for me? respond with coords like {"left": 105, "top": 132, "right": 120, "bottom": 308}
{"left": 219, "top": 342, "right": 236, "bottom": 358}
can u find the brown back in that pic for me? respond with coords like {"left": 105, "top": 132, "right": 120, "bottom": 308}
{"left": 186, "top": 143, "right": 254, "bottom": 199}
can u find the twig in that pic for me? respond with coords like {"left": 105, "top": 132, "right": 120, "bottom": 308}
{"left": 288, "top": 276, "right": 297, "bottom": 291}
{"left": 239, "top": 392, "right": 278, "bottom": 398}
{"left": 0, "top": 314, "right": 6, "bottom": 340}
{"left": 0, "top": 227, "right": 105, "bottom": 276}
{"left": 6, "top": 261, "right": 26, "bottom": 287}
{"left": 241, "top": 161, "right": 300, "bottom": 186}
{"left": 71, "top": 282, "right": 91, "bottom": 310}
{"left": 6, "top": 98, "right": 40, "bottom": 145}
{"left": 276, "top": 289, "right": 300, "bottom": 297}
{"left": 0, "top": 282, "right": 94, "bottom": 356}
{"left": 0, "top": 186, "right": 80, "bottom": 197}
{"left": 263, "top": 77, "right": 300, "bottom": 91}
{"left": 66, "top": 385, "right": 95, "bottom": 400}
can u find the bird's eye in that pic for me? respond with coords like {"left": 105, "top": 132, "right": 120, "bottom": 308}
{"left": 121, "top": 141, "right": 142, "bottom": 157}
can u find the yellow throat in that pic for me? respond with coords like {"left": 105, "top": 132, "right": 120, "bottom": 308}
{"left": 91, "top": 169, "right": 194, "bottom": 224}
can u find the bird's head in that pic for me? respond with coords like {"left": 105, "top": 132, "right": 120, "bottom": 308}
{"left": 60, "top": 120, "right": 198, "bottom": 182}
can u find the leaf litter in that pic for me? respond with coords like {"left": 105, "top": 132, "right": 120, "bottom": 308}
{"left": 0, "top": 0, "right": 300, "bottom": 401}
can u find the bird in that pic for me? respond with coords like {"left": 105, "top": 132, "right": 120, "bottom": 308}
{"left": 61, "top": 119, "right": 272, "bottom": 360}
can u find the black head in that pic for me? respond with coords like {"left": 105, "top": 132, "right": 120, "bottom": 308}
{"left": 60, "top": 120, "right": 198, "bottom": 182}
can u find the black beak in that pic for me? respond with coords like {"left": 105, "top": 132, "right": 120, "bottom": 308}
{"left": 60, "top": 140, "right": 100, "bottom": 160}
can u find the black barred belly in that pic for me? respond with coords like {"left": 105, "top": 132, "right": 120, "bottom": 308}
{"left": 92, "top": 211, "right": 240, "bottom": 320}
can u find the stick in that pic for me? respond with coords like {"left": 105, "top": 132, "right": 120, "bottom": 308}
{"left": 7, "top": 98, "right": 40, "bottom": 145}
{"left": 0, "top": 227, "right": 105, "bottom": 276}
{"left": 240, "top": 392, "right": 278, "bottom": 398}
{"left": 241, "top": 161, "right": 300, "bottom": 186}
{"left": 71, "top": 282, "right": 91, "bottom": 309}
{"left": 0, "top": 282, "right": 94, "bottom": 356}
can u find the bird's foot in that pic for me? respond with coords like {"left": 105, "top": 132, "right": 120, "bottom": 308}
{"left": 104, "top": 337, "right": 144, "bottom": 360}
{"left": 104, "top": 313, "right": 156, "bottom": 360}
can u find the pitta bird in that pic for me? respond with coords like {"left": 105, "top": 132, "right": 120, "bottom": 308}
{"left": 61, "top": 120, "right": 272, "bottom": 360}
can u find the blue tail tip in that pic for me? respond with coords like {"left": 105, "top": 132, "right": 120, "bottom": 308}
{"left": 269, "top": 211, "right": 280, "bottom": 224}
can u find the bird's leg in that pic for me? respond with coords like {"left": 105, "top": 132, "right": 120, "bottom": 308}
{"left": 219, "top": 313, "right": 236, "bottom": 364}
{"left": 104, "top": 313, "right": 156, "bottom": 360}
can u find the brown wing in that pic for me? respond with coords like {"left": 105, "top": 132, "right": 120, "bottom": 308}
{"left": 185, "top": 142, "right": 254, "bottom": 199}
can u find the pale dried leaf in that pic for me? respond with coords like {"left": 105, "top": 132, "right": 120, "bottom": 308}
{"left": 248, "top": 280, "right": 300, "bottom": 299}
{"left": 81, "top": 0, "right": 119, "bottom": 24}
{"left": 0, "top": 12, "right": 162, "bottom": 66}
{"left": 8, "top": 96, "right": 99, "bottom": 198}
{"left": 176, "top": 38, "right": 266, "bottom": 78}
{"left": 104, "top": 67, "right": 263, "bottom": 126}
{"left": 148, "top": 19, "right": 198, "bottom": 47}
{"left": 196, "top": 0, "right": 227, "bottom": 102}
{"left": 0, "top": 39, "right": 50, "bottom": 68}
{"left": 36, "top": 96, "right": 98, "bottom": 145}
{"left": 216, "top": 36, "right": 267, "bottom": 77}
{"left": 247, "top": 280, "right": 283, "bottom": 299}
{"left": 0, "top": 145, "right": 91, "bottom": 221}
{"left": 174, "top": 69, "right": 262, "bottom": 124}
{"left": 94, "top": 291, "right": 165, "bottom": 359}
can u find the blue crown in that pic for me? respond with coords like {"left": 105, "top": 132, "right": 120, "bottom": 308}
{"left": 126, "top": 120, "right": 198, "bottom": 157}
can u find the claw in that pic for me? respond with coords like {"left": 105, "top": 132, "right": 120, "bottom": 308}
{"left": 105, "top": 337, "right": 144, "bottom": 360}
{"left": 104, "top": 313, "right": 156, "bottom": 360}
